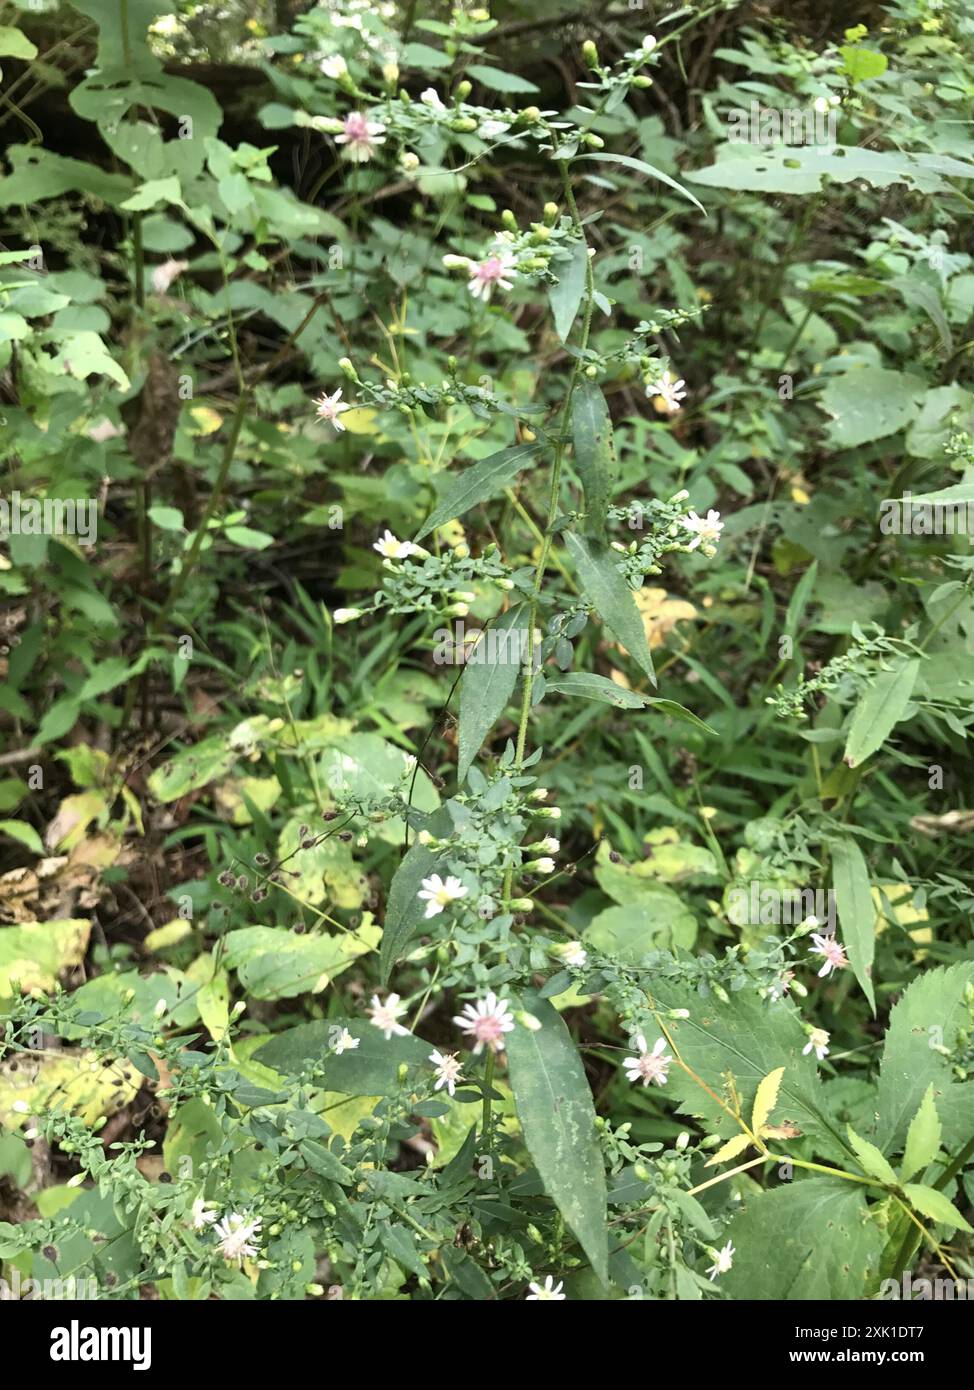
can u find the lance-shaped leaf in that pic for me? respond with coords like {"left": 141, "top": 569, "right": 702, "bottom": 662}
{"left": 831, "top": 834, "right": 876, "bottom": 1014}
{"left": 900, "top": 1085, "right": 942, "bottom": 1183}
{"left": 379, "top": 807, "right": 454, "bottom": 983}
{"left": 902, "top": 1183, "right": 972, "bottom": 1233}
{"left": 571, "top": 379, "right": 614, "bottom": 537}
{"left": 564, "top": 532, "right": 656, "bottom": 685}
{"left": 548, "top": 236, "right": 588, "bottom": 342}
{"left": 844, "top": 656, "right": 920, "bottom": 768}
{"left": 458, "top": 604, "right": 526, "bottom": 780}
{"left": 506, "top": 990, "right": 608, "bottom": 1285}
{"left": 416, "top": 443, "right": 541, "bottom": 540}
{"left": 752, "top": 1066, "right": 786, "bottom": 1133}
{"left": 846, "top": 1125, "right": 898, "bottom": 1185}
{"left": 578, "top": 152, "right": 706, "bottom": 215}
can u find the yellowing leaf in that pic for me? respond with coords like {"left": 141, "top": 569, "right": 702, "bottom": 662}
{"left": 632, "top": 587, "right": 698, "bottom": 649}
{"left": 0, "top": 919, "right": 90, "bottom": 996}
{"left": 752, "top": 1065, "right": 786, "bottom": 1134}
{"left": 188, "top": 405, "right": 223, "bottom": 435}
{"left": 337, "top": 406, "right": 378, "bottom": 435}
{"left": 0, "top": 1051, "right": 139, "bottom": 1129}
{"left": 144, "top": 919, "right": 193, "bottom": 952}
{"left": 704, "top": 1131, "right": 753, "bottom": 1167}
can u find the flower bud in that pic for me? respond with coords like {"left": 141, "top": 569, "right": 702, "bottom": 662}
{"left": 455, "top": 79, "right": 472, "bottom": 100}
{"left": 400, "top": 151, "right": 420, "bottom": 171}
{"left": 445, "top": 602, "right": 469, "bottom": 618}
{"left": 675, "top": 1131, "right": 690, "bottom": 1151}
{"left": 582, "top": 39, "right": 599, "bottom": 68}
{"left": 501, "top": 209, "right": 517, "bottom": 231}
{"left": 632, "top": 75, "right": 653, "bottom": 89}
{"left": 382, "top": 62, "right": 399, "bottom": 88}
{"left": 338, "top": 356, "right": 359, "bottom": 381}
{"left": 583, "top": 132, "right": 604, "bottom": 149}
{"left": 332, "top": 607, "right": 363, "bottom": 624}
{"left": 520, "top": 106, "right": 542, "bottom": 124}
{"left": 543, "top": 202, "right": 559, "bottom": 224}
{"left": 509, "top": 897, "right": 534, "bottom": 912}
{"left": 453, "top": 542, "right": 470, "bottom": 559}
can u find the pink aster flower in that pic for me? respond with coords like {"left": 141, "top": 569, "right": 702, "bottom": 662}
{"left": 623, "top": 1034, "right": 672, "bottom": 1088}
{"left": 314, "top": 387, "right": 351, "bottom": 431}
{"left": 467, "top": 248, "right": 516, "bottom": 302}
{"left": 453, "top": 991, "right": 515, "bottom": 1055}
{"left": 335, "top": 111, "right": 386, "bottom": 162}
{"left": 808, "top": 931, "right": 848, "bottom": 978}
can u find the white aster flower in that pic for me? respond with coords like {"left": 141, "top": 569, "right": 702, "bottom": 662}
{"left": 420, "top": 87, "right": 446, "bottom": 110}
{"left": 526, "top": 1274, "right": 566, "bottom": 1300}
{"left": 373, "top": 529, "right": 420, "bottom": 560}
{"left": 417, "top": 873, "right": 469, "bottom": 919}
{"left": 683, "top": 509, "right": 724, "bottom": 550}
{"left": 151, "top": 258, "right": 189, "bottom": 295}
{"left": 214, "top": 1212, "right": 262, "bottom": 1264}
{"left": 647, "top": 369, "right": 687, "bottom": 414}
{"left": 453, "top": 991, "right": 516, "bottom": 1055}
{"left": 320, "top": 55, "right": 348, "bottom": 79}
{"left": 368, "top": 992, "right": 411, "bottom": 1040}
{"left": 802, "top": 1026, "right": 830, "bottom": 1062}
{"left": 333, "top": 1028, "right": 359, "bottom": 1055}
{"left": 191, "top": 1197, "right": 218, "bottom": 1230}
{"left": 429, "top": 1049, "right": 464, "bottom": 1097}
{"left": 808, "top": 931, "right": 849, "bottom": 978}
{"left": 706, "top": 1240, "right": 734, "bottom": 1280}
{"left": 335, "top": 111, "right": 386, "bottom": 162}
{"left": 560, "top": 941, "right": 588, "bottom": 969}
{"left": 314, "top": 387, "right": 352, "bottom": 430}
{"left": 467, "top": 247, "right": 517, "bottom": 302}
{"left": 623, "top": 1034, "right": 672, "bottom": 1088}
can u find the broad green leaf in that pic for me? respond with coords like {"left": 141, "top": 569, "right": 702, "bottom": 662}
{"left": 876, "top": 963, "right": 974, "bottom": 1150}
{"left": 846, "top": 1125, "right": 898, "bottom": 1185}
{"left": 0, "top": 26, "right": 37, "bottom": 59}
{"left": 721, "top": 1179, "right": 882, "bottom": 1299}
{"left": 647, "top": 980, "right": 847, "bottom": 1152}
{"left": 752, "top": 1066, "right": 785, "bottom": 1133}
{"left": 584, "top": 892, "right": 697, "bottom": 959}
{"left": 547, "top": 237, "right": 588, "bottom": 343}
{"left": 256, "top": 1018, "right": 430, "bottom": 1096}
{"left": 688, "top": 144, "right": 974, "bottom": 196}
{"left": 571, "top": 380, "right": 614, "bottom": 537}
{"left": 902, "top": 1183, "right": 972, "bottom": 1233}
{"left": 900, "top": 1085, "right": 942, "bottom": 1183}
{"left": 458, "top": 605, "right": 526, "bottom": 780}
{"left": 564, "top": 532, "right": 656, "bottom": 685}
{"left": 0, "top": 819, "right": 43, "bottom": 855}
{"left": 820, "top": 368, "right": 926, "bottom": 449}
{"left": 840, "top": 45, "right": 888, "bottom": 83}
{"left": 416, "top": 443, "right": 541, "bottom": 540}
{"left": 465, "top": 64, "right": 540, "bottom": 94}
{"left": 580, "top": 153, "right": 706, "bottom": 215}
{"left": 0, "top": 147, "right": 134, "bottom": 209}
{"left": 506, "top": 989, "right": 608, "bottom": 1284}
{"left": 831, "top": 834, "right": 876, "bottom": 1013}
{"left": 843, "top": 657, "right": 920, "bottom": 768}
{"left": 222, "top": 922, "right": 379, "bottom": 999}
{"left": 0, "top": 920, "right": 91, "bottom": 998}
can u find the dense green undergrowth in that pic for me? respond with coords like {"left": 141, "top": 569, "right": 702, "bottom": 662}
{"left": 1, "top": 0, "right": 973, "bottom": 1301}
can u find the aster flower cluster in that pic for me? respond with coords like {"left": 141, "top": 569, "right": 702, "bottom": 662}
{"left": 331, "top": 531, "right": 522, "bottom": 628}
{"left": 190, "top": 1199, "right": 262, "bottom": 1266}
{"left": 607, "top": 490, "right": 726, "bottom": 584}
{"left": 441, "top": 205, "right": 584, "bottom": 307}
